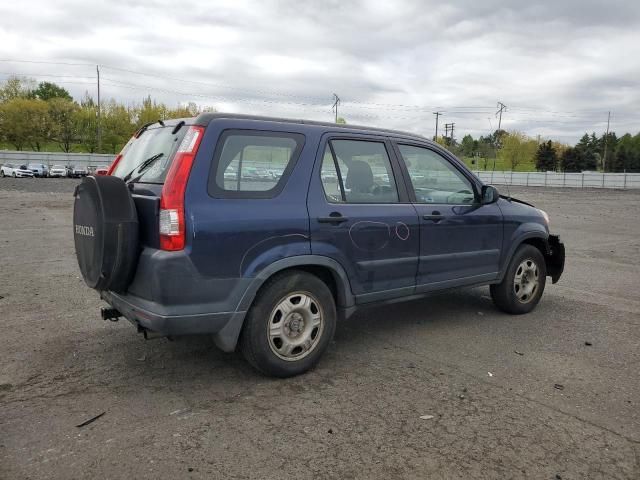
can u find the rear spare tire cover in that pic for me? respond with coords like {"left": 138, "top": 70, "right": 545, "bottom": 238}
{"left": 73, "top": 176, "right": 139, "bottom": 293}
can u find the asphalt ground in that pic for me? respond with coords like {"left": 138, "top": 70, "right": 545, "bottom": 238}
{"left": 1, "top": 177, "right": 639, "bottom": 479}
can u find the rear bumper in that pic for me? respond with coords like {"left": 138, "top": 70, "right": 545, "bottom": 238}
{"left": 546, "top": 234, "right": 565, "bottom": 284}
{"left": 101, "top": 290, "right": 246, "bottom": 338}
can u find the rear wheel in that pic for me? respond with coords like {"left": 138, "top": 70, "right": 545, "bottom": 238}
{"left": 490, "top": 244, "right": 546, "bottom": 314}
{"left": 0, "top": 170, "right": 4, "bottom": 177}
{"left": 240, "top": 271, "right": 336, "bottom": 377}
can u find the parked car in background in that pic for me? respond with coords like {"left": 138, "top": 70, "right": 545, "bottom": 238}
{"left": 94, "top": 166, "right": 109, "bottom": 176}
{"left": 1, "top": 163, "right": 34, "bottom": 178}
{"left": 49, "top": 165, "right": 69, "bottom": 178}
{"left": 71, "top": 165, "right": 89, "bottom": 178}
{"left": 73, "top": 114, "right": 565, "bottom": 378}
{"left": 28, "top": 163, "right": 49, "bottom": 177}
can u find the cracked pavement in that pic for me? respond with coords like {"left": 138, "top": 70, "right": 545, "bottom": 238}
{"left": 0, "top": 179, "right": 638, "bottom": 479}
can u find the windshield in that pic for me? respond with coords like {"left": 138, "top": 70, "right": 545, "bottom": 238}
{"left": 111, "top": 125, "right": 187, "bottom": 184}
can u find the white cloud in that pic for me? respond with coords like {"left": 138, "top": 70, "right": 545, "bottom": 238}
{"left": 0, "top": 0, "right": 639, "bottom": 142}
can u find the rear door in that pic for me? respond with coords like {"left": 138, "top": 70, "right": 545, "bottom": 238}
{"left": 392, "top": 142, "right": 503, "bottom": 291}
{"left": 307, "top": 134, "right": 420, "bottom": 303}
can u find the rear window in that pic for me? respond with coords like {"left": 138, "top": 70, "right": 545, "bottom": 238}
{"left": 208, "top": 130, "right": 304, "bottom": 198}
{"left": 111, "top": 125, "right": 187, "bottom": 184}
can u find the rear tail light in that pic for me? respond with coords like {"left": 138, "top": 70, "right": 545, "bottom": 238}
{"left": 107, "top": 153, "right": 123, "bottom": 175}
{"left": 159, "top": 126, "right": 204, "bottom": 251}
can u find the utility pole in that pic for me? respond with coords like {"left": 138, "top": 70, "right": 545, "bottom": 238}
{"left": 602, "top": 111, "right": 610, "bottom": 172}
{"left": 444, "top": 123, "right": 455, "bottom": 145}
{"left": 496, "top": 101, "right": 507, "bottom": 131}
{"left": 332, "top": 93, "right": 340, "bottom": 123}
{"left": 433, "top": 111, "right": 443, "bottom": 140}
{"left": 96, "top": 65, "right": 102, "bottom": 152}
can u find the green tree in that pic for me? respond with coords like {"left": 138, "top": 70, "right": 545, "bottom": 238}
{"left": 33, "top": 82, "right": 72, "bottom": 101}
{"left": 102, "top": 100, "right": 133, "bottom": 154}
{"left": 560, "top": 147, "right": 581, "bottom": 172}
{"left": 73, "top": 93, "right": 99, "bottom": 152}
{"left": 534, "top": 141, "right": 558, "bottom": 171}
{"left": 0, "top": 98, "right": 50, "bottom": 150}
{"left": 498, "top": 131, "right": 537, "bottom": 170}
{"left": 575, "top": 133, "right": 598, "bottom": 170}
{"left": 48, "top": 98, "right": 79, "bottom": 152}
{"left": 460, "top": 134, "right": 476, "bottom": 157}
{"left": 0, "top": 75, "right": 36, "bottom": 102}
{"left": 133, "top": 95, "right": 167, "bottom": 128}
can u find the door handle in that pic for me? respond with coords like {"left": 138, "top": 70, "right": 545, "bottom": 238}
{"left": 423, "top": 211, "right": 444, "bottom": 222}
{"left": 317, "top": 213, "right": 349, "bottom": 224}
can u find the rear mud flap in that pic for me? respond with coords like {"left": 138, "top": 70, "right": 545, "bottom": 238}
{"left": 546, "top": 235, "right": 565, "bottom": 284}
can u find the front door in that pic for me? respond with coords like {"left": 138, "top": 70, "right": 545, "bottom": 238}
{"left": 393, "top": 142, "right": 503, "bottom": 291}
{"left": 307, "top": 135, "right": 420, "bottom": 303}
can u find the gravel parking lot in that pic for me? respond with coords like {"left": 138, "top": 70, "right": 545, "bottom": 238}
{"left": 1, "top": 178, "right": 639, "bottom": 479}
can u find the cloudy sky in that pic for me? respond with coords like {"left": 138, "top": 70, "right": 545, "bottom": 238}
{"left": 1, "top": 0, "right": 639, "bottom": 143}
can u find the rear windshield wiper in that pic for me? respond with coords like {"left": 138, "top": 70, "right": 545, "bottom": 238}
{"left": 122, "top": 153, "right": 164, "bottom": 183}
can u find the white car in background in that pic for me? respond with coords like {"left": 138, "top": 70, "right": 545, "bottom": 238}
{"left": 1, "top": 163, "right": 35, "bottom": 178}
{"left": 71, "top": 165, "right": 89, "bottom": 178}
{"left": 49, "top": 164, "right": 69, "bottom": 177}
{"left": 28, "top": 163, "right": 49, "bottom": 177}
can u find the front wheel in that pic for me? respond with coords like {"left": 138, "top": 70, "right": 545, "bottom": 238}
{"left": 0, "top": 170, "right": 4, "bottom": 177}
{"left": 240, "top": 271, "right": 336, "bottom": 377}
{"left": 490, "top": 244, "right": 547, "bottom": 314}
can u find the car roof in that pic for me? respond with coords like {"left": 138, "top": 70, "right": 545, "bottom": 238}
{"left": 191, "top": 112, "right": 435, "bottom": 145}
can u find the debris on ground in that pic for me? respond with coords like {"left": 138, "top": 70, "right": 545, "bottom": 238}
{"left": 514, "top": 350, "right": 524, "bottom": 356}
{"left": 459, "top": 394, "right": 465, "bottom": 399}
{"left": 419, "top": 415, "right": 435, "bottom": 420}
{"left": 584, "top": 341, "right": 593, "bottom": 346}
{"left": 554, "top": 384, "right": 565, "bottom": 391}
{"left": 477, "top": 311, "right": 484, "bottom": 316}
{"left": 76, "top": 411, "right": 106, "bottom": 428}
{"left": 327, "top": 428, "right": 333, "bottom": 434}
{"left": 488, "top": 372, "right": 494, "bottom": 377}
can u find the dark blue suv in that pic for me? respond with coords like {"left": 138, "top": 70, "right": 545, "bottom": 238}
{"left": 73, "top": 114, "right": 565, "bottom": 377}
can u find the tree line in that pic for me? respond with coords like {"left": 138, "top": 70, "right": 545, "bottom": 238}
{"left": 1, "top": 75, "right": 638, "bottom": 171}
{"left": 442, "top": 127, "right": 640, "bottom": 173}
{"left": 0, "top": 76, "right": 211, "bottom": 154}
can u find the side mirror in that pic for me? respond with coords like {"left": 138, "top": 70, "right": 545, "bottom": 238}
{"left": 481, "top": 185, "right": 499, "bottom": 204}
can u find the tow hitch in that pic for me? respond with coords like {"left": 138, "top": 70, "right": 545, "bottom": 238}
{"left": 101, "top": 307, "right": 122, "bottom": 322}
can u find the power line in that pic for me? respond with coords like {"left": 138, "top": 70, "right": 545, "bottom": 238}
{"left": 0, "top": 59, "right": 94, "bottom": 66}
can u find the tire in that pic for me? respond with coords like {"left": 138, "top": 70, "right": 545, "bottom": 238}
{"left": 240, "top": 271, "right": 337, "bottom": 377}
{"left": 0, "top": 170, "right": 4, "bottom": 177}
{"left": 73, "top": 175, "right": 139, "bottom": 292}
{"left": 490, "top": 244, "right": 547, "bottom": 314}
{"left": 12, "top": 172, "right": 16, "bottom": 178}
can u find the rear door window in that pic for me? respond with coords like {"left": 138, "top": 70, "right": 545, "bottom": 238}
{"left": 208, "top": 130, "right": 304, "bottom": 198}
{"left": 320, "top": 139, "right": 399, "bottom": 203}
